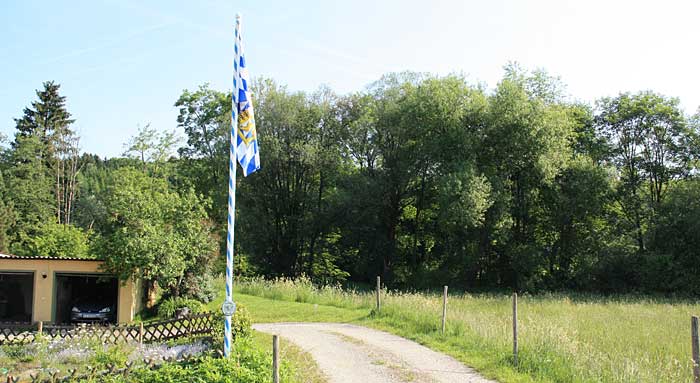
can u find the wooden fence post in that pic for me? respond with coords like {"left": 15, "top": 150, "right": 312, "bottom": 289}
{"left": 441, "top": 286, "right": 448, "bottom": 334}
{"left": 376, "top": 276, "right": 381, "bottom": 313}
{"left": 37, "top": 321, "right": 43, "bottom": 336}
{"left": 692, "top": 316, "right": 699, "bottom": 383}
{"left": 513, "top": 292, "right": 518, "bottom": 366}
{"left": 272, "top": 335, "right": 280, "bottom": 383}
{"left": 139, "top": 322, "right": 144, "bottom": 345}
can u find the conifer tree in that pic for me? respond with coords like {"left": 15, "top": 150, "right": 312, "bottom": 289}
{"left": 5, "top": 135, "right": 53, "bottom": 250}
{"left": 13, "top": 81, "right": 80, "bottom": 224}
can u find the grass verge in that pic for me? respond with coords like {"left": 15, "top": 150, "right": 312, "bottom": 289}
{"left": 249, "top": 330, "right": 327, "bottom": 383}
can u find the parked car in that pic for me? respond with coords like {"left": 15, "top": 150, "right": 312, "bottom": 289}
{"left": 70, "top": 298, "right": 115, "bottom": 323}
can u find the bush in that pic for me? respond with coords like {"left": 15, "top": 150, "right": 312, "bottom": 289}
{"left": 1, "top": 344, "right": 34, "bottom": 363}
{"left": 77, "top": 337, "right": 293, "bottom": 383}
{"left": 157, "top": 297, "right": 205, "bottom": 318}
{"left": 211, "top": 303, "right": 252, "bottom": 347}
{"left": 14, "top": 222, "right": 92, "bottom": 259}
{"left": 181, "top": 273, "right": 217, "bottom": 303}
{"left": 91, "top": 344, "right": 129, "bottom": 367}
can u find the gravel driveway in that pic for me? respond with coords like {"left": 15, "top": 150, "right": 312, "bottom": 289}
{"left": 253, "top": 322, "right": 497, "bottom": 383}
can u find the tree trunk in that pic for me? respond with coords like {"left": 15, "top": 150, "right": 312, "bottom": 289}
{"left": 145, "top": 280, "right": 158, "bottom": 309}
{"left": 55, "top": 158, "right": 62, "bottom": 224}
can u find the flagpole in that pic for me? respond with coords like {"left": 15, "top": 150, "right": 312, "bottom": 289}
{"left": 223, "top": 13, "right": 242, "bottom": 359}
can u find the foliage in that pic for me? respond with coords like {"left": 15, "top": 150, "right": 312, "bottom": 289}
{"left": 79, "top": 341, "right": 294, "bottom": 383}
{"left": 645, "top": 180, "right": 700, "bottom": 293}
{"left": 98, "top": 167, "right": 217, "bottom": 295}
{"left": 3, "top": 134, "right": 54, "bottom": 250}
{"left": 209, "top": 303, "right": 253, "bottom": 346}
{"left": 157, "top": 297, "right": 205, "bottom": 318}
{"left": 0, "top": 328, "right": 295, "bottom": 383}
{"left": 13, "top": 81, "right": 75, "bottom": 145}
{"left": 13, "top": 222, "right": 92, "bottom": 258}
{"left": 174, "top": 84, "right": 231, "bottom": 258}
{"left": 0, "top": 335, "right": 215, "bottom": 382}
{"left": 14, "top": 81, "right": 81, "bottom": 226}
{"left": 123, "top": 123, "right": 180, "bottom": 175}
{"left": 596, "top": 91, "right": 693, "bottom": 252}
{"left": 92, "top": 344, "right": 129, "bottom": 367}
{"left": 0, "top": 171, "right": 15, "bottom": 252}
{"left": 4, "top": 68, "right": 700, "bottom": 296}
{"left": 180, "top": 273, "right": 218, "bottom": 303}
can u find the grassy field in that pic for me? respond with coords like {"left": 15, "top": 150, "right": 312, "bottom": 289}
{"left": 216, "top": 277, "right": 698, "bottom": 383}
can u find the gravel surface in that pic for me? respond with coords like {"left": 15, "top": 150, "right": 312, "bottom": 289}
{"left": 253, "top": 322, "right": 497, "bottom": 383}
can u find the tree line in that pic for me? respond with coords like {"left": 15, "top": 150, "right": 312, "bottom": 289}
{"left": 2, "top": 65, "right": 700, "bottom": 297}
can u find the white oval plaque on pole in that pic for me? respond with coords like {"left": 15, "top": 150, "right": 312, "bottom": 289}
{"left": 222, "top": 300, "right": 237, "bottom": 316}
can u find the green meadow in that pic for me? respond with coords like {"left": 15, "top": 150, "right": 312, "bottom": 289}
{"left": 225, "top": 277, "right": 699, "bottom": 383}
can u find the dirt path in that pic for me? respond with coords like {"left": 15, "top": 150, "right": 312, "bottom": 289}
{"left": 253, "top": 322, "right": 497, "bottom": 383}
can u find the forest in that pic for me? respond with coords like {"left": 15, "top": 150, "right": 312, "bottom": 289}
{"left": 1, "top": 64, "right": 699, "bottom": 297}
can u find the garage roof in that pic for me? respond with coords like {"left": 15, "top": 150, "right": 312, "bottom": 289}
{"left": 0, "top": 253, "right": 101, "bottom": 261}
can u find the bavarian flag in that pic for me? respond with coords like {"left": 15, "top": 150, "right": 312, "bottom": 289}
{"left": 232, "top": 18, "right": 260, "bottom": 177}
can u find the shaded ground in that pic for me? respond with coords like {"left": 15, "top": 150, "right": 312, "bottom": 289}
{"left": 254, "top": 322, "right": 497, "bottom": 383}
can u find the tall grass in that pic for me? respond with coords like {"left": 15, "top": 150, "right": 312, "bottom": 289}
{"left": 238, "top": 277, "right": 697, "bottom": 383}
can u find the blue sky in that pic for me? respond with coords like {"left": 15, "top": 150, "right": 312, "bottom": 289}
{"left": 1, "top": 0, "right": 699, "bottom": 157}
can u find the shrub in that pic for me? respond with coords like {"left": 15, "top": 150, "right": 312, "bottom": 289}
{"left": 181, "top": 273, "right": 217, "bottom": 303}
{"left": 211, "top": 303, "right": 252, "bottom": 347}
{"left": 91, "top": 344, "right": 129, "bottom": 367}
{"left": 15, "top": 222, "right": 92, "bottom": 259}
{"left": 157, "top": 297, "right": 205, "bottom": 318}
{"left": 1, "top": 344, "right": 34, "bottom": 363}
{"left": 76, "top": 338, "right": 292, "bottom": 383}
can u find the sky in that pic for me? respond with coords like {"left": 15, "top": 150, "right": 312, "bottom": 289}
{"left": 1, "top": 0, "right": 699, "bottom": 157}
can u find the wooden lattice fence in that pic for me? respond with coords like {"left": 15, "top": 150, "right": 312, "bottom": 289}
{"left": 0, "top": 312, "right": 214, "bottom": 345}
{"left": 0, "top": 322, "right": 36, "bottom": 344}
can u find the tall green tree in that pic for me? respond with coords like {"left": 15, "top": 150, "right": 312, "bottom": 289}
{"left": 333, "top": 73, "right": 493, "bottom": 285}
{"left": 123, "top": 124, "right": 180, "bottom": 176}
{"left": 0, "top": 134, "right": 14, "bottom": 252}
{"left": 14, "top": 81, "right": 75, "bottom": 146}
{"left": 236, "top": 79, "right": 344, "bottom": 278}
{"left": 596, "top": 92, "right": 691, "bottom": 252}
{"left": 4, "top": 135, "right": 54, "bottom": 251}
{"left": 99, "top": 168, "right": 216, "bottom": 298}
{"left": 648, "top": 180, "right": 700, "bottom": 293}
{"left": 14, "top": 81, "right": 81, "bottom": 225}
{"left": 174, "top": 85, "right": 230, "bottom": 255}
{"left": 476, "top": 65, "right": 576, "bottom": 290}
{"left": 0, "top": 172, "right": 14, "bottom": 253}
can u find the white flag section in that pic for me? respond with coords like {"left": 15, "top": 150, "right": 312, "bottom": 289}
{"left": 233, "top": 16, "right": 260, "bottom": 177}
{"left": 224, "top": 13, "right": 260, "bottom": 358}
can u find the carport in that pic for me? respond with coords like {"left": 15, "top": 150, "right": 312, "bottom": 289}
{"left": 54, "top": 273, "right": 118, "bottom": 324}
{"left": 0, "top": 254, "right": 144, "bottom": 324}
{"left": 0, "top": 272, "right": 33, "bottom": 323}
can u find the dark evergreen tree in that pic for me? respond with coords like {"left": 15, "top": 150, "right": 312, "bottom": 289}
{"left": 13, "top": 81, "right": 81, "bottom": 225}
{"left": 14, "top": 81, "right": 75, "bottom": 151}
{"left": 4, "top": 135, "right": 54, "bottom": 251}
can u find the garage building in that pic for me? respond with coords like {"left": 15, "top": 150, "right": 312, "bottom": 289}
{"left": 0, "top": 254, "right": 144, "bottom": 324}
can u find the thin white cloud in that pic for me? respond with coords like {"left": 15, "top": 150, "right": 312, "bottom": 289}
{"left": 107, "top": 0, "right": 230, "bottom": 40}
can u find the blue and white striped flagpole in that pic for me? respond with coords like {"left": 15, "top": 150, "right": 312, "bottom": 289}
{"left": 223, "top": 13, "right": 242, "bottom": 359}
